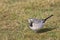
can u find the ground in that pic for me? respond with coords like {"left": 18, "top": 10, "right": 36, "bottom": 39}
{"left": 0, "top": 0, "right": 60, "bottom": 40}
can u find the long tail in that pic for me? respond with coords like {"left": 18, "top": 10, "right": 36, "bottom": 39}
{"left": 43, "top": 15, "right": 53, "bottom": 23}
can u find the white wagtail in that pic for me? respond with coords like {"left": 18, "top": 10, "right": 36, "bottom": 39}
{"left": 28, "top": 15, "right": 53, "bottom": 32}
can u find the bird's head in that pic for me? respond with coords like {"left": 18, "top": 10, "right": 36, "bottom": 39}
{"left": 28, "top": 18, "right": 35, "bottom": 27}
{"left": 28, "top": 18, "right": 34, "bottom": 23}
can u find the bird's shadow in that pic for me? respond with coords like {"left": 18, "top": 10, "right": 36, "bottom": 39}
{"left": 36, "top": 27, "right": 56, "bottom": 33}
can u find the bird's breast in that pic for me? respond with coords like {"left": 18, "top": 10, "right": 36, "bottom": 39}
{"left": 29, "top": 22, "right": 44, "bottom": 31}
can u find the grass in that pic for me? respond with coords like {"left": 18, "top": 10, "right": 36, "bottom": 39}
{"left": 0, "top": 0, "right": 60, "bottom": 40}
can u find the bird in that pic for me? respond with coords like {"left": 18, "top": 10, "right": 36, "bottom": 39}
{"left": 28, "top": 15, "right": 53, "bottom": 32}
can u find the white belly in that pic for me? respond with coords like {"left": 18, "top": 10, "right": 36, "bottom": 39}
{"left": 29, "top": 22, "right": 44, "bottom": 31}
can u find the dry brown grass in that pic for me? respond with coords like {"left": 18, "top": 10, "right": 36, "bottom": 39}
{"left": 0, "top": 0, "right": 60, "bottom": 40}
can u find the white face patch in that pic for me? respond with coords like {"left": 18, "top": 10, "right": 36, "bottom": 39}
{"left": 28, "top": 18, "right": 34, "bottom": 23}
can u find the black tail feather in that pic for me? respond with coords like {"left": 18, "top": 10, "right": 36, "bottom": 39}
{"left": 43, "top": 15, "right": 53, "bottom": 23}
